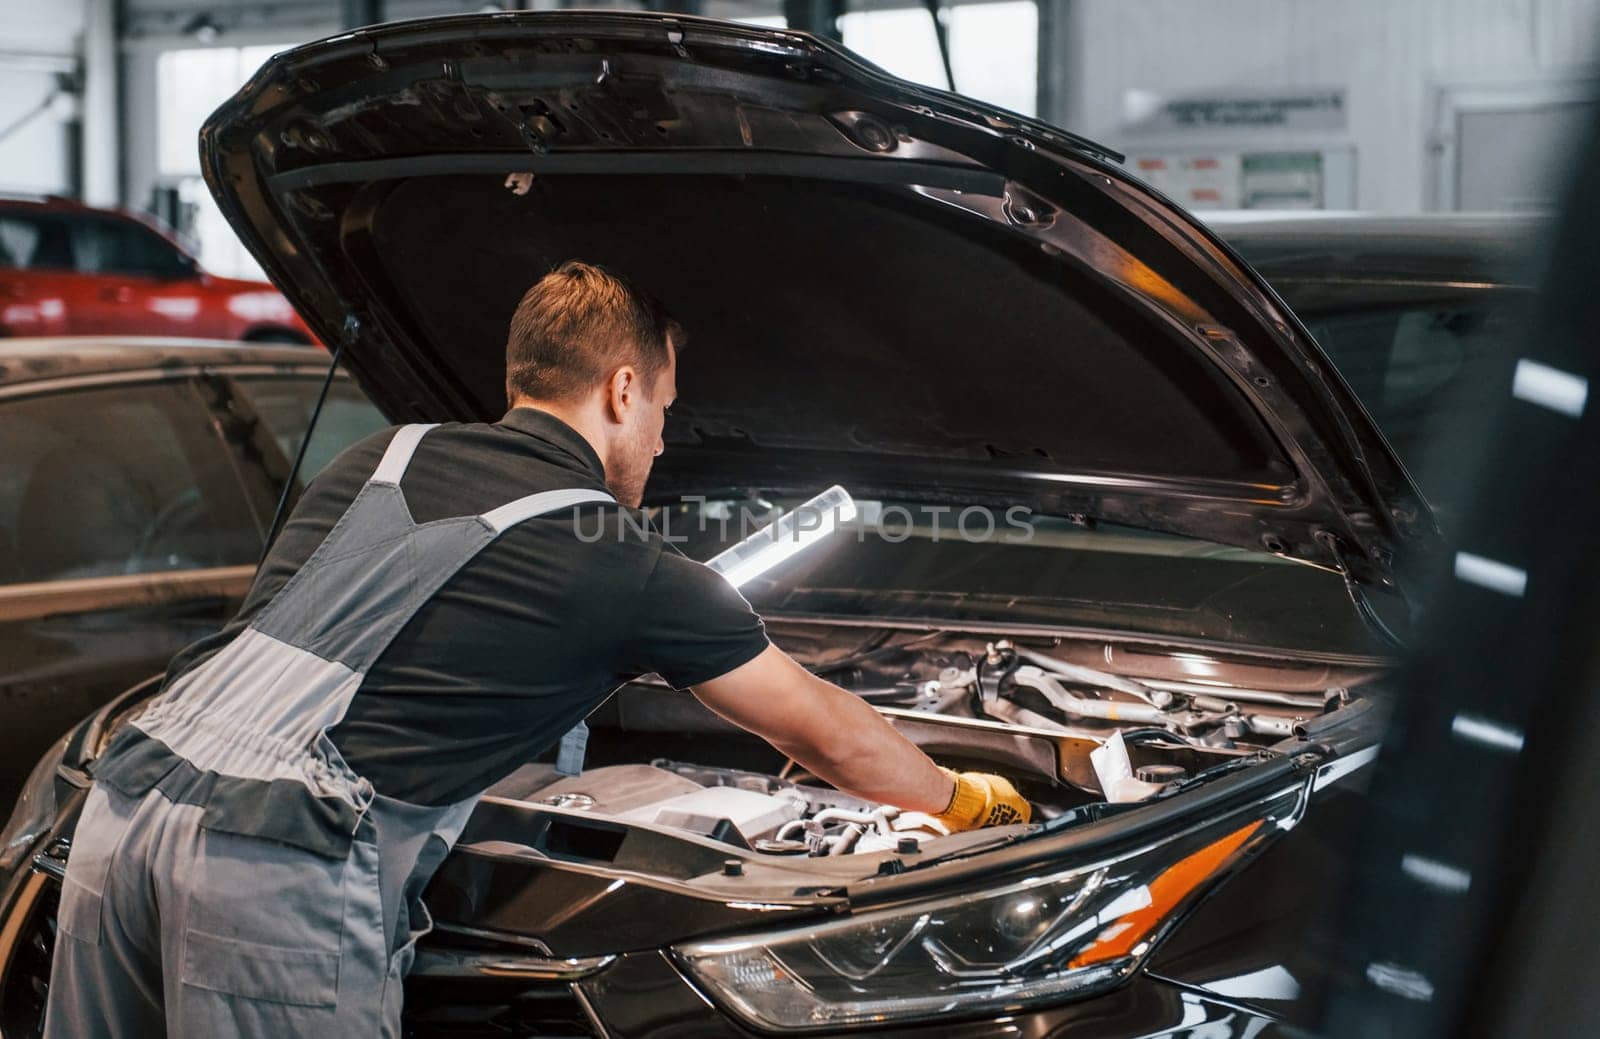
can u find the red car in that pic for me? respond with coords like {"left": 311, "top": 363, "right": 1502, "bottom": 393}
{"left": 0, "top": 196, "right": 317, "bottom": 344}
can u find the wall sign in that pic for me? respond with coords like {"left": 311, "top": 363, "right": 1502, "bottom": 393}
{"left": 1127, "top": 151, "right": 1326, "bottom": 210}
{"left": 1123, "top": 88, "right": 1347, "bottom": 135}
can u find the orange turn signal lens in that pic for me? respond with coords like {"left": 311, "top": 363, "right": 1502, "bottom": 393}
{"left": 1070, "top": 819, "right": 1264, "bottom": 967}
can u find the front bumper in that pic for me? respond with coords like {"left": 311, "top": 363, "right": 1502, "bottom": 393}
{"left": 403, "top": 944, "right": 1284, "bottom": 1038}
{"left": 0, "top": 852, "right": 1285, "bottom": 1039}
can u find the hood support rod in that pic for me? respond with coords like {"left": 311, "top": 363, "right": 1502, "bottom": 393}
{"left": 258, "top": 336, "right": 347, "bottom": 564}
{"left": 921, "top": 0, "right": 957, "bottom": 92}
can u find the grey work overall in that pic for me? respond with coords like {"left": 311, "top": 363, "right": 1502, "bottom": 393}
{"left": 44, "top": 424, "right": 612, "bottom": 1037}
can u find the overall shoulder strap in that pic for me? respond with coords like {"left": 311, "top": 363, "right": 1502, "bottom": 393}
{"left": 370, "top": 423, "right": 440, "bottom": 486}
{"left": 481, "top": 487, "right": 615, "bottom": 535}
{"left": 482, "top": 484, "right": 617, "bottom": 780}
{"left": 483, "top": 485, "right": 615, "bottom": 780}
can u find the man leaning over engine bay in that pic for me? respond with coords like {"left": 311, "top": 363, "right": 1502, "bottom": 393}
{"left": 43, "top": 260, "right": 1029, "bottom": 1037}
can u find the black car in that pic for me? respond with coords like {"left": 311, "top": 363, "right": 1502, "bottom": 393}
{"left": 0, "top": 13, "right": 1440, "bottom": 1038}
{"left": 0, "top": 338, "right": 387, "bottom": 803}
{"left": 1213, "top": 213, "right": 1545, "bottom": 529}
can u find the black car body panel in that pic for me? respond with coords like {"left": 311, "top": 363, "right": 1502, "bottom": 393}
{"left": 1213, "top": 213, "right": 1543, "bottom": 309}
{"left": 197, "top": 11, "right": 1432, "bottom": 588}
{"left": 559, "top": 952, "right": 1286, "bottom": 1039}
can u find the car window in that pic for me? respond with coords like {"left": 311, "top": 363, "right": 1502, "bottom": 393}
{"left": 1382, "top": 310, "right": 1470, "bottom": 406}
{"left": 71, "top": 216, "right": 191, "bottom": 280}
{"left": 231, "top": 375, "right": 390, "bottom": 485}
{"left": 0, "top": 213, "right": 74, "bottom": 272}
{"left": 1300, "top": 293, "right": 1528, "bottom": 522}
{"left": 0, "top": 380, "right": 262, "bottom": 584}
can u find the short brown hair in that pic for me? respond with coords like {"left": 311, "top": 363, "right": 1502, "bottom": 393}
{"left": 505, "top": 261, "right": 683, "bottom": 405}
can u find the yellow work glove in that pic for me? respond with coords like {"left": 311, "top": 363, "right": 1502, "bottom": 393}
{"left": 933, "top": 767, "right": 1032, "bottom": 831}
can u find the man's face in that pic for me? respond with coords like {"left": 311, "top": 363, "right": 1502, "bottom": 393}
{"left": 605, "top": 339, "right": 677, "bottom": 508}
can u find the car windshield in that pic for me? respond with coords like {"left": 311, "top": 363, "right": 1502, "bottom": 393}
{"left": 654, "top": 495, "right": 1387, "bottom": 657}
{"left": 1285, "top": 288, "right": 1532, "bottom": 529}
{"left": 232, "top": 375, "right": 391, "bottom": 485}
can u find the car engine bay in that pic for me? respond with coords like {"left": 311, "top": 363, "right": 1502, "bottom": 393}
{"left": 478, "top": 629, "right": 1375, "bottom": 863}
{"left": 504, "top": 760, "right": 957, "bottom": 856}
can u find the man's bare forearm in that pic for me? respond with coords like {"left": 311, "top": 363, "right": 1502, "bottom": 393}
{"left": 767, "top": 671, "right": 954, "bottom": 813}
{"left": 692, "top": 645, "right": 955, "bottom": 814}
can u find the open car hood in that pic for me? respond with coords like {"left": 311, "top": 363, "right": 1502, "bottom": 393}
{"left": 200, "top": 11, "right": 1431, "bottom": 589}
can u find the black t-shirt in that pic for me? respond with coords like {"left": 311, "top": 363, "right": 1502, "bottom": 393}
{"left": 160, "top": 408, "right": 770, "bottom": 806}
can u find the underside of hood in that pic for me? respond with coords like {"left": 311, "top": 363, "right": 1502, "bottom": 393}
{"left": 199, "top": 11, "right": 1432, "bottom": 589}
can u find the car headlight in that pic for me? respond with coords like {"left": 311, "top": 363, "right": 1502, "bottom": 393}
{"left": 0, "top": 733, "right": 70, "bottom": 873}
{"left": 675, "top": 789, "right": 1303, "bottom": 1032}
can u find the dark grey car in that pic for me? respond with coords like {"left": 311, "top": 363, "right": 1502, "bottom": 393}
{"left": 0, "top": 338, "right": 387, "bottom": 803}
{"left": 1214, "top": 213, "right": 1545, "bottom": 527}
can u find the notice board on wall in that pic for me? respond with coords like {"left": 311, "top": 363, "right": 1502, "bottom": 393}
{"left": 1120, "top": 88, "right": 1354, "bottom": 210}
{"left": 1127, "top": 151, "right": 1331, "bottom": 209}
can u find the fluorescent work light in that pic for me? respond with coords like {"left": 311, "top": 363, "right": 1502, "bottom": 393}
{"left": 704, "top": 485, "right": 857, "bottom": 588}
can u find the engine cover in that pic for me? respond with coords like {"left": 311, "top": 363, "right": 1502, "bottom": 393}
{"left": 623, "top": 786, "right": 804, "bottom": 843}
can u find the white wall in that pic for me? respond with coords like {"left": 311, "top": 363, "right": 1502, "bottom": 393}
{"left": 1056, "top": 0, "right": 1600, "bottom": 211}
{"left": 0, "top": 67, "right": 73, "bottom": 195}
{"left": 0, "top": 0, "right": 86, "bottom": 196}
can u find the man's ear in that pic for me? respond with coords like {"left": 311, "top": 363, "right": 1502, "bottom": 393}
{"left": 602, "top": 365, "right": 638, "bottom": 424}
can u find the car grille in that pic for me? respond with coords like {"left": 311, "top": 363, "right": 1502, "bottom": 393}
{"left": 403, "top": 978, "right": 602, "bottom": 1038}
